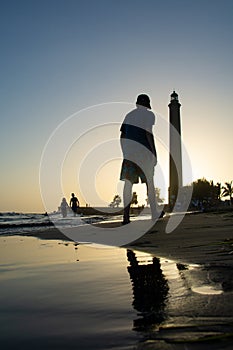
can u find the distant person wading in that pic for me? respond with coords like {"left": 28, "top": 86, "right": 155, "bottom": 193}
{"left": 69, "top": 193, "right": 80, "bottom": 216}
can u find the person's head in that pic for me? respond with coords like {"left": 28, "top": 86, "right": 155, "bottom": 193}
{"left": 136, "top": 94, "right": 151, "bottom": 109}
{"left": 71, "top": 193, "right": 75, "bottom": 197}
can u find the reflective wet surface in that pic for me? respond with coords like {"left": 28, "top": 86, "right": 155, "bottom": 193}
{"left": 1, "top": 236, "right": 233, "bottom": 349}
{"left": 127, "top": 251, "right": 233, "bottom": 349}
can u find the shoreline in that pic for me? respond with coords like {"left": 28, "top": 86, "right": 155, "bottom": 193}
{"left": 9, "top": 210, "right": 233, "bottom": 267}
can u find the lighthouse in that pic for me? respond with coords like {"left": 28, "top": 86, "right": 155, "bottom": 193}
{"left": 169, "top": 91, "right": 183, "bottom": 209}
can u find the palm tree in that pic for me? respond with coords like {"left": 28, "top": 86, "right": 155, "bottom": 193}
{"left": 221, "top": 181, "right": 233, "bottom": 205}
{"left": 146, "top": 187, "right": 164, "bottom": 206}
{"left": 131, "top": 192, "right": 138, "bottom": 206}
{"left": 109, "top": 195, "right": 121, "bottom": 208}
{"left": 113, "top": 195, "right": 121, "bottom": 207}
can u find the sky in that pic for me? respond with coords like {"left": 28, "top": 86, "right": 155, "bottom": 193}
{"left": 0, "top": 0, "right": 233, "bottom": 213}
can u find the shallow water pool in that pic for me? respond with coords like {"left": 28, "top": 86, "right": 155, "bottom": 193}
{"left": 1, "top": 236, "right": 233, "bottom": 350}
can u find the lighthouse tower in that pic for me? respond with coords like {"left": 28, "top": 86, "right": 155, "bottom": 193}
{"left": 169, "top": 91, "right": 183, "bottom": 209}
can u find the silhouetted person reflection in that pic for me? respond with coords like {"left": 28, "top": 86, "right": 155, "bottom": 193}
{"left": 127, "top": 249, "right": 169, "bottom": 332}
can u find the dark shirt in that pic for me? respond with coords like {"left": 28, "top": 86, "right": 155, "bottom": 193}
{"left": 70, "top": 197, "right": 79, "bottom": 208}
{"left": 121, "top": 123, "right": 156, "bottom": 156}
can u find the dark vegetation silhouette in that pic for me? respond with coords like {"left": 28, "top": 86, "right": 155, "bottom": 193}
{"left": 104, "top": 178, "right": 232, "bottom": 215}
{"left": 109, "top": 195, "right": 121, "bottom": 208}
{"left": 190, "top": 178, "right": 233, "bottom": 210}
{"left": 131, "top": 192, "right": 138, "bottom": 206}
{"left": 221, "top": 181, "right": 233, "bottom": 205}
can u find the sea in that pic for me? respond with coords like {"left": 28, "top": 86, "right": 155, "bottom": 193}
{"left": 0, "top": 211, "right": 110, "bottom": 236}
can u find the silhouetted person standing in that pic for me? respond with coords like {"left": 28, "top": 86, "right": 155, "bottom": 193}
{"left": 60, "top": 197, "right": 68, "bottom": 218}
{"left": 69, "top": 193, "right": 79, "bottom": 216}
{"left": 120, "top": 94, "right": 159, "bottom": 224}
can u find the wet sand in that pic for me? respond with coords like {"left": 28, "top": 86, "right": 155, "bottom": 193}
{"left": 23, "top": 211, "right": 233, "bottom": 266}
{"left": 128, "top": 211, "right": 233, "bottom": 349}
{"left": 128, "top": 211, "right": 233, "bottom": 266}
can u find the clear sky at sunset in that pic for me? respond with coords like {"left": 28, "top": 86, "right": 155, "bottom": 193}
{"left": 1, "top": 0, "right": 233, "bottom": 213}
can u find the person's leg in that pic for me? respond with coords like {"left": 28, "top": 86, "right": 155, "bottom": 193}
{"left": 123, "top": 179, "right": 132, "bottom": 224}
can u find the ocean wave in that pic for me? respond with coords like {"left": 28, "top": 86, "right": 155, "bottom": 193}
{"left": 0, "top": 212, "right": 108, "bottom": 235}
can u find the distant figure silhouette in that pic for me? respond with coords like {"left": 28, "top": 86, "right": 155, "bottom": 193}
{"left": 60, "top": 197, "right": 69, "bottom": 218}
{"left": 120, "top": 94, "right": 159, "bottom": 224}
{"left": 69, "top": 193, "right": 80, "bottom": 216}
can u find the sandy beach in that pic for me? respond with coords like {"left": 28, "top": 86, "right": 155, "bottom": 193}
{"left": 1, "top": 211, "right": 233, "bottom": 349}
{"left": 129, "top": 211, "right": 233, "bottom": 266}
{"left": 21, "top": 210, "right": 233, "bottom": 266}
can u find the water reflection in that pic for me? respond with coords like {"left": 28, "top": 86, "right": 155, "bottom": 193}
{"left": 126, "top": 249, "right": 169, "bottom": 331}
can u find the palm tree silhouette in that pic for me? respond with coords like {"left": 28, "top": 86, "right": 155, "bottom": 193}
{"left": 131, "top": 192, "right": 138, "bottom": 206}
{"left": 222, "top": 181, "right": 233, "bottom": 205}
{"left": 109, "top": 195, "right": 121, "bottom": 207}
